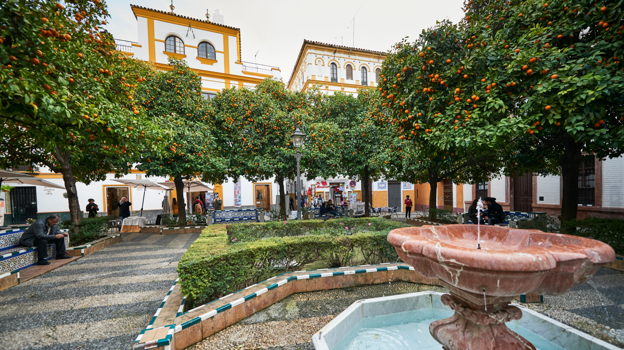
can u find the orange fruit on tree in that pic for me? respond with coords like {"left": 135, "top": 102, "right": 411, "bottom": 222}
{"left": 551, "top": 74, "right": 558, "bottom": 79}
{"left": 545, "top": 105, "right": 551, "bottom": 110}
{"left": 515, "top": 49, "right": 520, "bottom": 53}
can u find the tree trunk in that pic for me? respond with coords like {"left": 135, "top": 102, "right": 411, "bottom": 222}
{"left": 277, "top": 174, "right": 286, "bottom": 219}
{"left": 55, "top": 147, "right": 81, "bottom": 235}
{"left": 428, "top": 168, "right": 439, "bottom": 221}
{"left": 559, "top": 136, "right": 583, "bottom": 225}
{"left": 174, "top": 175, "right": 187, "bottom": 225}
{"left": 362, "top": 166, "right": 371, "bottom": 217}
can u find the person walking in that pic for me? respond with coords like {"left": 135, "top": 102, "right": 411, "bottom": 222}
{"left": 404, "top": 195, "right": 413, "bottom": 219}
{"left": 116, "top": 197, "right": 132, "bottom": 231}
{"left": 172, "top": 197, "right": 178, "bottom": 215}
{"left": 289, "top": 196, "right": 295, "bottom": 211}
{"left": 19, "top": 215, "right": 71, "bottom": 265}
{"left": 85, "top": 198, "right": 99, "bottom": 218}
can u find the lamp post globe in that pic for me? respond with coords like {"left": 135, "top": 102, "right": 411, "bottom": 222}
{"left": 291, "top": 126, "right": 305, "bottom": 220}
{"left": 292, "top": 126, "right": 305, "bottom": 148}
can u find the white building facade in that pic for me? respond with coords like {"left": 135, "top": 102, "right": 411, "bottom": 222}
{"left": 287, "top": 40, "right": 386, "bottom": 95}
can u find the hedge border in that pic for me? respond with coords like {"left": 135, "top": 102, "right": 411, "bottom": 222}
{"left": 177, "top": 218, "right": 408, "bottom": 303}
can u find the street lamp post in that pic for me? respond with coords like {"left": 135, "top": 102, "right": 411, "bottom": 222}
{"left": 292, "top": 126, "right": 305, "bottom": 220}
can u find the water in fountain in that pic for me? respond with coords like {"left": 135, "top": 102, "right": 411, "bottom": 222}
{"left": 334, "top": 309, "right": 566, "bottom": 350}
{"left": 476, "top": 197, "right": 484, "bottom": 249}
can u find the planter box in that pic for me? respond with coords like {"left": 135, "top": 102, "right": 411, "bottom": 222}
{"left": 140, "top": 227, "right": 162, "bottom": 234}
{"left": 66, "top": 234, "right": 122, "bottom": 257}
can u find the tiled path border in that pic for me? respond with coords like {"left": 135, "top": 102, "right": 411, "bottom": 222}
{"left": 132, "top": 263, "right": 440, "bottom": 350}
{"left": 606, "top": 254, "right": 624, "bottom": 271}
{"left": 140, "top": 227, "right": 206, "bottom": 235}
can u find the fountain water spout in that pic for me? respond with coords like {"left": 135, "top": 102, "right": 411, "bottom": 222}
{"left": 476, "top": 197, "right": 484, "bottom": 249}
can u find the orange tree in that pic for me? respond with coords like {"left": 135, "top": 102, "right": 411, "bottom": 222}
{"left": 136, "top": 59, "right": 227, "bottom": 224}
{"left": 463, "top": 0, "right": 624, "bottom": 221}
{"left": 304, "top": 90, "right": 393, "bottom": 216}
{"left": 0, "top": 0, "right": 160, "bottom": 230}
{"left": 378, "top": 21, "right": 525, "bottom": 219}
{"left": 212, "top": 79, "right": 318, "bottom": 219}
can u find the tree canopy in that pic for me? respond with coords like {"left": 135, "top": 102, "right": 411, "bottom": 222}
{"left": 0, "top": 0, "right": 160, "bottom": 229}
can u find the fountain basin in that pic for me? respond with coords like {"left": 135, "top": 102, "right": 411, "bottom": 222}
{"left": 312, "top": 292, "right": 621, "bottom": 350}
{"left": 385, "top": 225, "right": 615, "bottom": 350}
{"left": 388, "top": 225, "right": 615, "bottom": 301}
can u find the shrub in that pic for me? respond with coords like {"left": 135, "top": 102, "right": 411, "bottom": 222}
{"left": 178, "top": 218, "right": 407, "bottom": 304}
{"left": 517, "top": 216, "right": 622, "bottom": 255}
{"left": 562, "top": 217, "right": 624, "bottom": 255}
{"left": 419, "top": 208, "right": 457, "bottom": 224}
{"left": 226, "top": 218, "right": 405, "bottom": 243}
{"left": 60, "top": 216, "right": 110, "bottom": 246}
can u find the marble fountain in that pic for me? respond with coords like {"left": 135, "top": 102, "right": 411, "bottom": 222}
{"left": 313, "top": 224, "right": 617, "bottom": 350}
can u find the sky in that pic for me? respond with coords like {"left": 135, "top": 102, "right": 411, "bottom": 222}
{"left": 104, "top": 0, "right": 466, "bottom": 82}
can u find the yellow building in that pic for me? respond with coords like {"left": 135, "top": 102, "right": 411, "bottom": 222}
{"left": 287, "top": 40, "right": 387, "bottom": 95}
{"left": 117, "top": 5, "right": 281, "bottom": 97}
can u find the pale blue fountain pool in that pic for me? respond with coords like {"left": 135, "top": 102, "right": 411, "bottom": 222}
{"left": 334, "top": 308, "right": 566, "bottom": 350}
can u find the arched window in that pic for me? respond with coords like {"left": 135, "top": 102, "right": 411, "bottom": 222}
{"left": 330, "top": 63, "right": 338, "bottom": 82}
{"left": 198, "top": 42, "right": 216, "bottom": 60}
{"left": 316, "top": 59, "right": 323, "bottom": 77}
{"left": 361, "top": 67, "right": 368, "bottom": 86}
{"left": 165, "top": 36, "right": 184, "bottom": 54}
{"left": 375, "top": 68, "right": 381, "bottom": 82}
{"left": 346, "top": 65, "right": 353, "bottom": 80}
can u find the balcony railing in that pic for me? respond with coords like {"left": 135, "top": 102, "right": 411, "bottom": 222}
{"left": 114, "top": 39, "right": 137, "bottom": 53}
{"left": 241, "top": 61, "right": 278, "bottom": 75}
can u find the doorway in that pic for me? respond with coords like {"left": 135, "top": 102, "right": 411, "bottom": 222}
{"left": 443, "top": 180, "right": 453, "bottom": 211}
{"left": 254, "top": 184, "right": 271, "bottom": 211}
{"left": 513, "top": 174, "right": 533, "bottom": 212}
{"left": 105, "top": 186, "right": 129, "bottom": 218}
{"left": 10, "top": 187, "right": 37, "bottom": 225}
{"left": 388, "top": 182, "right": 402, "bottom": 211}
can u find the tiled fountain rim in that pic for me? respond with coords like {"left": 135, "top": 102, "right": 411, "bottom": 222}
{"left": 133, "top": 262, "right": 418, "bottom": 349}
{"left": 312, "top": 291, "right": 623, "bottom": 350}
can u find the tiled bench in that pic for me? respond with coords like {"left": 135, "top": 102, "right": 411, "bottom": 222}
{"left": 458, "top": 211, "right": 547, "bottom": 227}
{"left": 0, "top": 228, "right": 61, "bottom": 273}
{"left": 213, "top": 209, "right": 259, "bottom": 224}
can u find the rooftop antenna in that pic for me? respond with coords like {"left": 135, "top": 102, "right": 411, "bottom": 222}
{"left": 186, "top": 21, "right": 195, "bottom": 38}
{"left": 335, "top": 36, "right": 344, "bottom": 45}
{"left": 352, "top": 5, "right": 361, "bottom": 46}
{"left": 169, "top": 0, "right": 175, "bottom": 14}
{"left": 254, "top": 50, "right": 259, "bottom": 65}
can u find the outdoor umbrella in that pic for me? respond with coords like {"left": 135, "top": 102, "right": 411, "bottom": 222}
{"left": 158, "top": 181, "right": 213, "bottom": 212}
{"left": 0, "top": 169, "right": 65, "bottom": 189}
{"left": 113, "top": 179, "right": 167, "bottom": 216}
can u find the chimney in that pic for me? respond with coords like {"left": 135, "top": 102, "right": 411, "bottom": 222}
{"left": 213, "top": 10, "right": 224, "bottom": 24}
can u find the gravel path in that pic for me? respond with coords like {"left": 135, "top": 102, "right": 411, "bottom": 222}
{"left": 0, "top": 232, "right": 199, "bottom": 350}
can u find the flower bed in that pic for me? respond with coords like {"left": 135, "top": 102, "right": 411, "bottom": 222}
{"left": 178, "top": 218, "right": 408, "bottom": 304}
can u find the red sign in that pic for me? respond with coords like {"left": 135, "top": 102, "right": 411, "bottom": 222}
{"left": 316, "top": 181, "right": 329, "bottom": 189}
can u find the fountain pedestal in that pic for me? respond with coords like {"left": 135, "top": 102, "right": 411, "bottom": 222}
{"left": 431, "top": 293, "right": 534, "bottom": 350}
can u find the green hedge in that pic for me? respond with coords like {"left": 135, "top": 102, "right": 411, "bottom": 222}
{"left": 517, "top": 216, "right": 623, "bottom": 255}
{"left": 226, "top": 218, "right": 406, "bottom": 243}
{"left": 60, "top": 216, "right": 110, "bottom": 246}
{"left": 562, "top": 217, "right": 624, "bottom": 255}
{"left": 178, "top": 218, "right": 407, "bottom": 304}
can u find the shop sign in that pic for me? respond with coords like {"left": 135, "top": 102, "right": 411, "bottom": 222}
{"left": 377, "top": 182, "right": 387, "bottom": 190}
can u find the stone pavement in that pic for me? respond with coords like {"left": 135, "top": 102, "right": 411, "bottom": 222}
{"left": 0, "top": 232, "right": 200, "bottom": 350}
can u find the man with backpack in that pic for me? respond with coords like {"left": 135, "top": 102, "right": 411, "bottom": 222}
{"left": 404, "top": 195, "right": 413, "bottom": 218}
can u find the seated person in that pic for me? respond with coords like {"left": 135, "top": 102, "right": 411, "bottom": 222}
{"left": 325, "top": 199, "right": 338, "bottom": 218}
{"left": 19, "top": 214, "right": 72, "bottom": 265}
{"left": 484, "top": 197, "right": 504, "bottom": 225}
{"left": 467, "top": 198, "right": 484, "bottom": 224}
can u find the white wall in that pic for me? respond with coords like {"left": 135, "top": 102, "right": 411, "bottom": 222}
{"left": 463, "top": 183, "right": 473, "bottom": 202}
{"left": 602, "top": 157, "right": 624, "bottom": 208}
{"left": 536, "top": 175, "right": 560, "bottom": 205}
{"left": 490, "top": 177, "right": 506, "bottom": 203}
